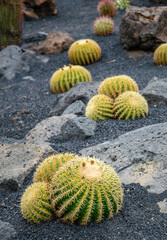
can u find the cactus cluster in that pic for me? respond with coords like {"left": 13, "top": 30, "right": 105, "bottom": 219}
{"left": 21, "top": 182, "right": 54, "bottom": 224}
{"left": 154, "top": 43, "right": 167, "bottom": 66}
{"left": 21, "top": 154, "right": 123, "bottom": 225}
{"left": 68, "top": 39, "right": 101, "bottom": 65}
{"left": 98, "top": 75, "right": 139, "bottom": 99}
{"left": 50, "top": 65, "right": 92, "bottom": 94}
{"left": 85, "top": 94, "right": 114, "bottom": 120}
{"left": 85, "top": 75, "right": 148, "bottom": 121}
{"left": 114, "top": 91, "right": 148, "bottom": 120}
{"left": 0, "top": 0, "right": 23, "bottom": 50}
{"left": 94, "top": 17, "right": 114, "bottom": 36}
{"left": 97, "top": 0, "right": 116, "bottom": 17}
{"left": 51, "top": 157, "right": 123, "bottom": 225}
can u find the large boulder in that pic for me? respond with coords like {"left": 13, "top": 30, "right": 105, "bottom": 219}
{"left": 50, "top": 82, "right": 100, "bottom": 116}
{"left": 0, "top": 141, "right": 56, "bottom": 191}
{"left": 120, "top": 6, "right": 167, "bottom": 51}
{"left": 27, "top": 31, "right": 74, "bottom": 55}
{"left": 80, "top": 123, "right": 167, "bottom": 194}
{"left": 24, "top": 0, "right": 57, "bottom": 20}
{"left": 141, "top": 77, "right": 167, "bottom": 105}
{"left": 26, "top": 114, "right": 76, "bottom": 142}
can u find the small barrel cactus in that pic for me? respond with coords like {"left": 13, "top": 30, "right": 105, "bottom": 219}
{"left": 97, "top": 0, "right": 116, "bottom": 17}
{"left": 85, "top": 94, "right": 114, "bottom": 120}
{"left": 33, "top": 153, "right": 77, "bottom": 183}
{"left": 98, "top": 75, "right": 139, "bottom": 99}
{"left": 68, "top": 39, "right": 101, "bottom": 65}
{"left": 94, "top": 17, "right": 114, "bottom": 36}
{"left": 21, "top": 182, "right": 54, "bottom": 224}
{"left": 154, "top": 43, "right": 167, "bottom": 66}
{"left": 114, "top": 91, "right": 148, "bottom": 120}
{"left": 51, "top": 157, "right": 123, "bottom": 225}
{"left": 50, "top": 65, "right": 92, "bottom": 94}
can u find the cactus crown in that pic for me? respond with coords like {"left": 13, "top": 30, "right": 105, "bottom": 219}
{"left": 114, "top": 91, "right": 148, "bottom": 120}
{"left": 94, "top": 17, "right": 114, "bottom": 36}
{"left": 68, "top": 39, "right": 101, "bottom": 65}
{"left": 97, "top": 0, "right": 116, "bottom": 17}
{"left": 98, "top": 75, "right": 139, "bottom": 99}
{"left": 50, "top": 65, "right": 92, "bottom": 94}
{"left": 21, "top": 182, "right": 54, "bottom": 224}
{"left": 154, "top": 43, "right": 167, "bottom": 66}
{"left": 51, "top": 157, "right": 123, "bottom": 225}
{"left": 115, "top": 0, "right": 130, "bottom": 10}
{"left": 33, "top": 153, "right": 77, "bottom": 183}
{"left": 85, "top": 94, "right": 114, "bottom": 120}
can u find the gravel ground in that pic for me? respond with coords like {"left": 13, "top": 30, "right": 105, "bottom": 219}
{"left": 0, "top": 0, "right": 167, "bottom": 239}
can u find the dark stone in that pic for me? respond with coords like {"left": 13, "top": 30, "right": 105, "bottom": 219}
{"left": 120, "top": 6, "right": 167, "bottom": 51}
{"left": 0, "top": 220, "right": 16, "bottom": 240}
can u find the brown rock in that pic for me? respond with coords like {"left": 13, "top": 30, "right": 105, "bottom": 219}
{"left": 120, "top": 6, "right": 167, "bottom": 51}
{"left": 23, "top": 0, "right": 57, "bottom": 20}
{"left": 27, "top": 32, "right": 74, "bottom": 55}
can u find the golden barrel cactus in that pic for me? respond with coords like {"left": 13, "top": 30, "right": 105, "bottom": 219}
{"left": 50, "top": 65, "right": 92, "bottom": 94}
{"left": 51, "top": 157, "right": 123, "bottom": 225}
{"left": 98, "top": 75, "right": 139, "bottom": 99}
{"left": 68, "top": 39, "right": 101, "bottom": 65}
{"left": 154, "top": 43, "right": 167, "bottom": 66}
{"left": 114, "top": 91, "right": 148, "bottom": 120}
{"left": 85, "top": 94, "right": 114, "bottom": 120}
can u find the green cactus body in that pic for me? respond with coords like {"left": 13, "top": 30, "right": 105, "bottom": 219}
{"left": 85, "top": 94, "right": 114, "bottom": 120}
{"left": 50, "top": 65, "right": 92, "bottom": 94}
{"left": 114, "top": 91, "right": 148, "bottom": 120}
{"left": 98, "top": 75, "right": 139, "bottom": 99}
{"left": 0, "top": 0, "right": 23, "bottom": 50}
{"left": 154, "top": 43, "right": 167, "bottom": 66}
{"left": 97, "top": 0, "right": 116, "bottom": 17}
{"left": 33, "top": 153, "right": 77, "bottom": 183}
{"left": 94, "top": 17, "right": 114, "bottom": 36}
{"left": 68, "top": 39, "right": 101, "bottom": 65}
{"left": 21, "top": 182, "right": 54, "bottom": 224}
{"left": 51, "top": 157, "right": 123, "bottom": 225}
{"left": 115, "top": 0, "right": 130, "bottom": 10}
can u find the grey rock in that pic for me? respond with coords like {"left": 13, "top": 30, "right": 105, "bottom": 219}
{"left": 120, "top": 6, "right": 167, "bottom": 51}
{"left": 0, "top": 141, "right": 56, "bottom": 192}
{"left": 141, "top": 77, "right": 167, "bottom": 105}
{"left": 52, "top": 82, "right": 100, "bottom": 116}
{"left": 157, "top": 199, "right": 167, "bottom": 213}
{"left": 80, "top": 123, "right": 167, "bottom": 194}
{"left": 0, "top": 220, "right": 16, "bottom": 240}
{"left": 26, "top": 114, "right": 76, "bottom": 142}
{"left": 0, "top": 45, "right": 48, "bottom": 82}
{"left": 61, "top": 117, "right": 96, "bottom": 141}
{"left": 62, "top": 100, "right": 86, "bottom": 116}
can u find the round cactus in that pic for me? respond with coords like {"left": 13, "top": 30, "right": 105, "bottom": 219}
{"left": 85, "top": 94, "right": 114, "bottom": 120}
{"left": 50, "top": 65, "right": 92, "bottom": 94}
{"left": 154, "top": 43, "right": 167, "bottom": 66}
{"left": 68, "top": 39, "right": 101, "bottom": 65}
{"left": 51, "top": 157, "right": 123, "bottom": 225}
{"left": 94, "top": 17, "right": 114, "bottom": 36}
{"left": 98, "top": 75, "right": 139, "bottom": 99}
{"left": 33, "top": 153, "right": 77, "bottom": 183}
{"left": 97, "top": 0, "right": 116, "bottom": 17}
{"left": 114, "top": 91, "right": 148, "bottom": 120}
{"left": 21, "top": 182, "right": 54, "bottom": 224}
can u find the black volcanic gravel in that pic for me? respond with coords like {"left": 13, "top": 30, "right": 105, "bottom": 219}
{"left": 0, "top": 0, "right": 167, "bottom": 240}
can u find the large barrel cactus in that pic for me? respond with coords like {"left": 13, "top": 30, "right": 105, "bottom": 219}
{"left": 51, "top": 157, "right": 123, "bottom": 225}
{"left": 0, "top": 0, "right": 23, "bottom": 50}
